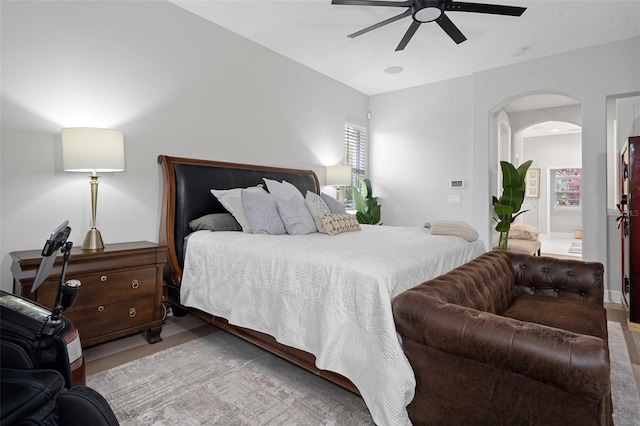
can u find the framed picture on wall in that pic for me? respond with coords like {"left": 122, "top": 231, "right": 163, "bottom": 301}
{"left": 526, "top": 168, "right": 540, "bottom": 198}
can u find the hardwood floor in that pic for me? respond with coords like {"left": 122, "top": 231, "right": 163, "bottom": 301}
{"left": 84, "top": 313, "right": 215, "bottom": 375}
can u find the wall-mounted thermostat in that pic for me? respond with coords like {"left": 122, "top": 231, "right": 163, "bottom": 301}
{"left": 450, "top": 180, "right": 464, "bottom": 189}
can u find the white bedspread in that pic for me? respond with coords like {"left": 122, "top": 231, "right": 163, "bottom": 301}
{"left": 181, "top": 225, "right": 485, "bottom": 425}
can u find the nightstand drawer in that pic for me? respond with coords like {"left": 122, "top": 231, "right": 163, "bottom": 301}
{"left": 64, "top": 296, "right": 155, "bottom": 341}
{"left": 12, "top": 241, "right": 166, "bottom": 347}
{"left": 38, "top": 267, "right": 157, "bottom": 311}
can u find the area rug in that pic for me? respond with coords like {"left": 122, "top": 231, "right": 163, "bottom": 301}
{"left": 608, "top": 321, "right": 640, "bottom": 426}
{"left": 88, "top": 323, "right": 639, "bottom": 425}
{"left": 87, "top": 331, "right": 373, "bottom": 425}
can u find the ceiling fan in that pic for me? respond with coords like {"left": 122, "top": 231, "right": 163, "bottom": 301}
{"left": 332, "top": 0, "right": 526, "bottom": 51}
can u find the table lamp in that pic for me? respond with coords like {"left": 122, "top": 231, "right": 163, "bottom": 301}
{"left": 61, "top": 128, "right": 125, "bottom": 250}
{"left": 326, "top": 164, "right": 352, "bottom": 203}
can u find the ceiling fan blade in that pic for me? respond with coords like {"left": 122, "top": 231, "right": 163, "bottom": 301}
{"left": 395, "top": 20, "right": 421, "bottom": 51}
{"left": 332, "top": 0, "right": 412, "bottom": 7}
{"left": 445, "top": 1, "right": 526, "bottom": 16}
{"left": 348, "top": 9, "right": 412, "bottom": 38}
{"left": 436, "top": 14, "right": 467, "bottom": 44}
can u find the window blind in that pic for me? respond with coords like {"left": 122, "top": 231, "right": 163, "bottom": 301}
{"left": 344, "top": 123, "right": 367, "bottom": 189}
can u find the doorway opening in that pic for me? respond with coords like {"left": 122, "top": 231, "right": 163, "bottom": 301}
{"left": 518, "top": 122, "right": 583, "bottom": 259}
{"left": 491, "top": 93, "right": 582, "bottom": 259}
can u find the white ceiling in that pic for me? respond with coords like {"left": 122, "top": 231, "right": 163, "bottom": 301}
{"left": 521, "top": 120, "right": 582, "bottom": 137}
{"left": 170, "top": 0, "right": 640, "bottom": 96}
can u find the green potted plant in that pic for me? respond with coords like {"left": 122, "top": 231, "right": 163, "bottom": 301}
{"left": 493, "top": 160, "right": 532, "bottom": 250}
{"left": 353, "top": 174, "right": 381, "bottom": 225}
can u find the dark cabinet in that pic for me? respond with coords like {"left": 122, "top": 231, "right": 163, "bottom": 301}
{"left": 11, "top": 241, "right": 166, "bottom": 347}
{"left": 620, "top": 136, "right": 640, "bottom": 330}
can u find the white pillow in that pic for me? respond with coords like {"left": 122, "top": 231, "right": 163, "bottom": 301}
{"left": 305, "top": 191, "right": 331, "bottom": 233}
{"left": 210, "top": 186, "right": 264, "bottom": 233}
{"left": 263, "top": 179, "right": 317, "bottom": 235}
{"left": 241, "top": 189, "right": 286, "bottom": 235}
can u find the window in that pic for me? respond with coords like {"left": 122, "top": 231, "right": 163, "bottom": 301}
{"left": 344, "top": 123, "right": 367, "bottom": 200}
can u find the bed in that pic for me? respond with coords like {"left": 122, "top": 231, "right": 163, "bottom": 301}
{"left": 158, "top": 155, "right": 486, "bottom": 425}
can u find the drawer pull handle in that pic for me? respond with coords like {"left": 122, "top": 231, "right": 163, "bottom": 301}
{"left": 98, "top": 306, "right": 104, "bottom": 312}
{"left": 131, "top": 279, "right": 139, "bottom": 289}
{"left": 129, "top": 308, "right": 136, "bottom": 318}
{"left": 100, "top": 275, "right": 107, "bottom": 282}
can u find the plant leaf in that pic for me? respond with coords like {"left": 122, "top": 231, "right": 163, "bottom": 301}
{"left": 500, "top": 161, "right": 520, "bottom": 189}
{"left": 371, "top": 205, "right": 381, "bottom": 224}
{"left": 355, "top": 174, "right": 368, "bottom": 198}
{"left": 517, "top": 160, "right": 533, "bottom": 179}
{"left": 364, "top": 178, "right": 373, "bottom": 199}
{"left": 353, "top": 188, "right": 367, "bottom": 213}
{"left": 495, "top": 221, "right": 511, "bottom": 232}
{"left": 493, "top": 203, "right": 513, "bottom": 216}
{"left": 356, "top": 211, "right": 368, "bottom": 224}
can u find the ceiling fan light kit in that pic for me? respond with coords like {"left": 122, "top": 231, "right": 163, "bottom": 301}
{"left": 332, "top": 0, "right": 526, "bottom": 51}
{"left": 413, "top": 1, "right": 444, "bottom": 22}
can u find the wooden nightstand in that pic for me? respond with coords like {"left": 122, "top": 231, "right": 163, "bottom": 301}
{"left": 11, "top": 241, "right": 167, "bottom": 347}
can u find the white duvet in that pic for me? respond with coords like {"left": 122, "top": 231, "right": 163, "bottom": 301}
{"left": 181, "top": 225, "right": 486, "bottom": 425}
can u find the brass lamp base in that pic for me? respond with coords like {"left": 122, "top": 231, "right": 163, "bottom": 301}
{"left": 82, "top": 228, "right": 104, "bottom": 250}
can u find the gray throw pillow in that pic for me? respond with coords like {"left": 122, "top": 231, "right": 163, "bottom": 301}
{"left": 263, "top": 179, "right": 317, "bottom": 235}
{"left": 321, "top": 193, "right": 347, "bottom": 214}
{"left": 189, "top": 213, "right": 242, "bottom": 232}
{"left": 210, "top": 186, "right": 265, "bottom": 232}
{"left": 241, "top": 189, "right": 286, "bottom": 235}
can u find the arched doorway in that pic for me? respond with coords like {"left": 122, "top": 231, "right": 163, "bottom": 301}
{"left": 490, "top": 93, "right": 582, "bottom": 258}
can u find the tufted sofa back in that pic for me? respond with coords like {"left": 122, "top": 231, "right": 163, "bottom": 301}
{"left": 508, "top": 252, "right": 605, "bottom": 304}
{"left": 403, "top": 250, "right": 515, "bottom": 315}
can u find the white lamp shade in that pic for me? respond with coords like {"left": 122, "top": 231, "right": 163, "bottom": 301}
{"left": 326, "top": 165, "right": 352, "bottom": 186}
{"left": 62, "top": 128, "right": 125, "bottom": 172}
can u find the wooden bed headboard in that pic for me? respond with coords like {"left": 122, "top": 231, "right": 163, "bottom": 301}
{"left": 158, "top": 155, "right": 320, "bottom": 284}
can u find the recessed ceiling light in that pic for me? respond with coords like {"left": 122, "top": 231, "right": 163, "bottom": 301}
{"left": 510, "top": 45, "right": 531, "bottom": 57}
{"left": 384, "top": 66, "right": 404, "bottom": 75}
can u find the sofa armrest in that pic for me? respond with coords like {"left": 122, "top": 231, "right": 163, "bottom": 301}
{"left": 506, "top": 252, "right": 605, "bottom": 305}
{"left": 392, "top": 292, "right": 610, "bottom": 400}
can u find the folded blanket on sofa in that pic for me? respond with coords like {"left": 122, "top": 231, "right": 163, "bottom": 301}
{"left": 424, "top": 221, "right": 479, "bottom": 242}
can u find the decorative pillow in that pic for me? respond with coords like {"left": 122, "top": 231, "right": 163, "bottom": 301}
{"left": 320, "top": 213, "right": 361, "bottom": 236}
{"left": 210, "top": 186, "right": 265, "bottom": 233}
{"left": 321, "top": 193, "right": 346, "bottom": 214}
{"left": 263, "top": 178, "right": 317, "bottom": 235}
{"left": 241, "top": 189, "right": 286, "bottom": 235}
{"left": 188, "top": 213, "right": 241, "bottom": 232}
{"left": 305, "top": 191, "right": 331, "bottom": 233}
{"left": 509, "top": 223, "right": 539, "bottom": 241}
{"left": 424, "top": 221, "right": 479, "bottom": 242}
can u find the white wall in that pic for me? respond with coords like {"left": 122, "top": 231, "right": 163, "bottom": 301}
{"left": 0, "top": 0, "right": 368, "bottom": 292}
{"left": 521, "top": 133, "right": 582, "bottom": 235}
{"left": 473, "top": 38, "right": 640, "bottom": 294}
{"left": 371, "top": 37, "right": 640, "bottom": 300}
{"left": 368, "top": 76, "right": 473, "bottom": 226}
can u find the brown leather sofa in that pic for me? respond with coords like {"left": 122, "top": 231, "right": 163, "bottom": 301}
{"left": 392, "top": 250, "right": 612, "bottom": 426}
